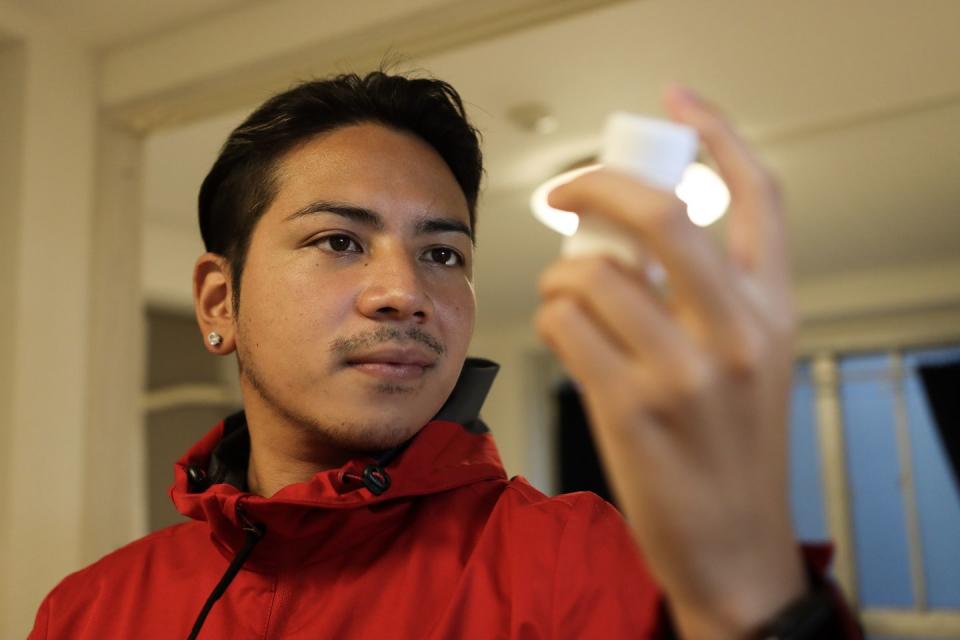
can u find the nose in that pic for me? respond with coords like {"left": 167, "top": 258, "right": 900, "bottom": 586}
{"left": 355, "top": 247, "right": 433, "bottom": 322}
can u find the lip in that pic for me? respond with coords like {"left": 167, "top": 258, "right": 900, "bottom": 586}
{"left": 346, "top": 347, "right": 437, "bottom": 380}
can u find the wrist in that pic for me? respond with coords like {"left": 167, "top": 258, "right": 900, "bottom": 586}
{"left": 668, "top": 547, "right": 807, "bottom": 640}
{"left": 670, "top": 589, "right": 803, "bottom": 640}
{"left": 663, "top": 547, "right": 861, "bottom": 640}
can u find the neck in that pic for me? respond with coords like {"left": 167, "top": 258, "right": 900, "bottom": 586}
{"left": 247, "top": 443, "right": 344, "bottom": 498}
{"left": 241, "top": 390, "right": 354, "bottom": 499}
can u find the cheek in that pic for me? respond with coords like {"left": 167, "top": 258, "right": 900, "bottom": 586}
{"left": 283, "top": 269, "right": 358, "bottom": 336}
{"left": 436, "top": 281, "right": 476, "bottom": 352}
{"left": 241, "top": 256, "right": 354, "bottom": 350}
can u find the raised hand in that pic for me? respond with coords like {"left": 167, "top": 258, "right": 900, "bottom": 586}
{"left": 534, "top": 86, "right": 806, "bottom": 639}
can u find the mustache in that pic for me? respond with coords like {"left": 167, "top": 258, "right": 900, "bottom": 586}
{"left": 329, "top": 326, "right": 446, "bottom": 359}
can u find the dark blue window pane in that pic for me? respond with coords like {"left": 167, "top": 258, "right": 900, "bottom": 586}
{"left": 789, "top": 362, "right": 828, "bottom": 541}
{"left": 840, "top": 353, "right": 913, "bottom": 607}
{"left": 903, "top": 346, "right": 960, "bottom": 608}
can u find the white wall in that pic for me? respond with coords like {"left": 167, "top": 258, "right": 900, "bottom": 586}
{"left": 0, "top": 34, "right": 25, "bottom": 632}
{"left": 0, "top": 4, "right": 98, "bottom": 635}
{"left": 796, "top": 257, "right": 960, "bottom": 354}
{"left": 81, "top": 121, "right": 146, "bottom": 563}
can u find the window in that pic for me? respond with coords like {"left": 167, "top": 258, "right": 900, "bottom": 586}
{"left": 791, "top": 345, "right": 960, "bottom": 639}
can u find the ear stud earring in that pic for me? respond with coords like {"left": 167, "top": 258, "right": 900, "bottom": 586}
{"left": 207, "top": 332, "right": 223, "bottom": 347}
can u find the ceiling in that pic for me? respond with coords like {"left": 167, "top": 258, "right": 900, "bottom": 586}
{"left": 5, "top": 0, "right": 257, "bottom": 49}
{"left": 28, "top": 0, "right": 959, "bottom": 328}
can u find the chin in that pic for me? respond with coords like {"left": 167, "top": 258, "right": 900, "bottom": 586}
{"left": 240, "top": 354, "right": 448, "bottom": 453}
{"left": 311, "top": 416, "right": 425, "bottom": 454}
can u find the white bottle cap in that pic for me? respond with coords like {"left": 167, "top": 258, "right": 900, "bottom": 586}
{"left": 600, "top": 112, "right": 698, "bottom": 188}
{"left": 563, "top": 113, "right": 698, "bottom": 268}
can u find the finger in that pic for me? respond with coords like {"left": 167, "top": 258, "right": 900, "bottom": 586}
{"left": 662, "top": 84, "right": 789, "bottom": 289}
{"left": 534, "top": 290, "right": 708, "bottom": 444}
{"left": 533, "top": 295, "right": 630, "bottom": 394}
{"left": 538, "top": 256, "right": 689, "bottom": 361}
{"left": 547, "top": 169, "right": 742, "bottom": 335}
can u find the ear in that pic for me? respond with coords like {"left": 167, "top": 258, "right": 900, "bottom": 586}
{"left": 194, "top": 252, "right": 237, "bottom": 355}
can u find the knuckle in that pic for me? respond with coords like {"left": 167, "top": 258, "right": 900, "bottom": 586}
{"left": 535, "top": 302, "right": 579, "bottom": 356}
{"left": 654, "top": 358, "right": 713, "bottom": 414}
{"left": 647, "top": 196, "right": 688, "bottom": 234}
{"left": 537, "top": 262, "right": 564, "bottom": 296}
{"left": 536, "top": 269, "right": 552, "bottom": 296}
{"left": 724, "top": 346, "right": 761, "bottom": 382}
{"left": 581, "top": 257, "right": 613, "bottom": 286}
{"left": 540, "top": 258, "right": 613, "bottom": 297}
{"left": 698, "top": 113, "right": 727, "bottom": 143}
{"left": 533, "top": 305, "right": 551, "bottom": 336}
{"left": 547, "top": 296, "right": 578, "bottom": 324}
{"left": 633, "top": 386, "right": 672, "bottom": 422}
{"left": 534, "top": 299, "right": 567, "bottom": 338}
{"left": 719, "top": 331, "right": 766, "bottom": 381}
{"left": 538, "top": 295, "right": 559, "bottom": 317}
{"left": 562, "top": 257, "right": 612, "bottom": 294}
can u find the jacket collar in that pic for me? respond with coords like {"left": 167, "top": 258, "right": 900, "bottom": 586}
{"left": 200, "top": 356, "right": 501, "bottom": 493}
{"left": 169, "top": 358, "right": 506, "bottom": 565}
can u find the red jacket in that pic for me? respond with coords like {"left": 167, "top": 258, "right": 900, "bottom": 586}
{"left": 30, "top": 360, "right": 857, "bottom": 639}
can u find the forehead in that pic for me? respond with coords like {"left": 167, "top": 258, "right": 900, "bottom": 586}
{"left": 268, "top": 122, "right": 470, "bottom": 226}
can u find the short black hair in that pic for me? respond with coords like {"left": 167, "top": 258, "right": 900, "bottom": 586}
{"left": 198, "top": 71, "right": 483, "bottom": 312}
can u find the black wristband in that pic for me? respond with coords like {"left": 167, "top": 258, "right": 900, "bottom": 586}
{"left": 751, "top": 584, "right": 846, "bottom": 640}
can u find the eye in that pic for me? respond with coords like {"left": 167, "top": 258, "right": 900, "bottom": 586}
{"left": 423, "top": 247, "right": 464, "bottom": 267}
{"left": 314, "top": 234, "right": 362, "bottom": 254}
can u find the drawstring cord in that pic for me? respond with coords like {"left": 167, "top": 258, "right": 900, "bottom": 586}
{"left": 186, "top": 447, "right": 402, "bottom": 637}
{"left": 342, "top": 445, "right": 407, "bottom": 495}
{"left": 187, "top": 507, "right": 265, "bottom": 640}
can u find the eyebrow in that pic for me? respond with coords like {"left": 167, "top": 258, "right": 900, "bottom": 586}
{"left": 286, "top": 200, "right": 474, "bottom": 243}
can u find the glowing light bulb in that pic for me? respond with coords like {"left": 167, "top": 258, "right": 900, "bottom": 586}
{"left": 676, "top": 162, "right": 730, "bottom": 227}
{"left": 529, "top": 164, "right": 600, "bottom": 236}
{"left": 529, "top": 160, "right": 729, "bottom": 237}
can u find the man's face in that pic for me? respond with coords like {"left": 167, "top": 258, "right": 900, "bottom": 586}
{"left": 233, "top": 123, "right": 476, "bottom": 452}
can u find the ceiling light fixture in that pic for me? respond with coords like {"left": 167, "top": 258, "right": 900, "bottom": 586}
{"left": 506, "top": 102, "right": 559, "bottom": 135}
{"left": 530, "top": 160, "right": 730, "bottom": 236}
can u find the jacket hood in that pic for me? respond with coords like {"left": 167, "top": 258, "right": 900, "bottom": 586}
{"left": 170, "top": 358, "right": 507, "bottom": 568}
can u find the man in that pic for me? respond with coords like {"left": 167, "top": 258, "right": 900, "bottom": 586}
{"left": 31, "top": 71, "right": 861, "bottom": 638}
